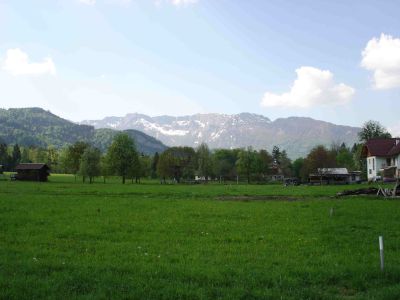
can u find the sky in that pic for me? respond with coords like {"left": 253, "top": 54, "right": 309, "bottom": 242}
{"left": 0, "top": 0, "right": 399, "bottom": 134}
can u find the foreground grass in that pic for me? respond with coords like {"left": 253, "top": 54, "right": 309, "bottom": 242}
{"left": 1, "top": 177, "right": 399, "bottom": 299}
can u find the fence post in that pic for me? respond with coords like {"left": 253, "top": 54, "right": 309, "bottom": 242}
{"left": 379, "top": 236, "right": 384, "bottom": 272}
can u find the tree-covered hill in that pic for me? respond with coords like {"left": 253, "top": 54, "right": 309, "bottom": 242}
{"left": 0, "top": 108, "right": 167, "bottom": 155}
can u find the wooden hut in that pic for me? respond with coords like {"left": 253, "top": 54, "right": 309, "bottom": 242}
{"left": 309, "top": 168, "right": 361, "bottom": 185}
{"left": 15, "top": 163, "right": 50, "bottom": 182}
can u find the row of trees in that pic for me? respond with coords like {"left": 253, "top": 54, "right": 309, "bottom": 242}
{"left": 0, "top": 120, "right": 394, "bottom": 184}
{"left": 156, "top": 144, "right": 292, "bottom": 183}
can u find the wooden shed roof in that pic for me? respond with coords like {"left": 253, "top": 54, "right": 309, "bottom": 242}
{"left": 15, "top": 163, "right": 49, "bottom": 170}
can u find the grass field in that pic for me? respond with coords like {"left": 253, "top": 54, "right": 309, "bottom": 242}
{"left": 1, "top": 175, "right": 400, "bottom": 299}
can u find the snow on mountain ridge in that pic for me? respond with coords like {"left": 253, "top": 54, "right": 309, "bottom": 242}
{"left": 80, "top": 112, "right": 360, "bottom": 159}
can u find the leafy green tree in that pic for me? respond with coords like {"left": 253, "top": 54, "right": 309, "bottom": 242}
{"left": 300, "top": 145, "right": 336, "bottom": 181}
{"left": 46, "top": 146, "right": 59, "bottom": 171}
{"left": 236, "top": 147, "right": 258, "bottom": 184}
{"left": 212, "top": 149, "right": 239, "bottom": 180}
{"left": 196, "top": 143, "right": 212, "bottom": 182}
{"left": 336, "top": 146, "right": 355, "bottom": 170}
{"left": 21, "top": 147, "right": 31, "bottom": 163}
{"left": 139, "top": 155, "right": 152, "bottom": 180}
{"left": 279, "top": 150, "right": 292, "bottom": 177}
{"left": 32, "top": 147, "right": 48, "bottom": 163}
{"left": 151, "top": 152, "right": 159, "bottom": 179}
{"left": 292, "top": 158, "right": 304, "bottom": 179}
{"left": 106, "top": 133, "right": 138, "bottom": 184}
{"left": 258, "top": 149, "right": 273, "bottom": 176}
{"left": 358, "top": 120, "right": 391, "bottom": 142}
{"left": 0, "top": 142, "right": 9, "bottom": 170}
{"left": 157, "top": 150, "right": 175, "bottom": 183}
{"left": 63, "top": 142, "right": 89, "bottom": 179}
{"left": 128, "top": 153, "right": 141, "bottom": 183}
{"left": 272, "top": 146, "right": 281, "bottom": 161}
{"left": 11, "top": 144, "right": 21, "bottom": 169}
{"left": 156, "top": 147, "right": 196, "bottom": 183}
{"left": 79, "top": 147, "right": 101, "bottom": 183}
{"left": 100, "top": 156, "right": 112, "bottom": 183}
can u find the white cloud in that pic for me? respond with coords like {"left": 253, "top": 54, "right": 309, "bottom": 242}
{"left": 155, "top": 0, "right": 198, "bottom": 6}
{"left": 261, "top": 66, "right": 355, "bottom": 108}
{"left": 361, "top": 33, "right": 400, "bottom": 89}
{"left": 388, "top": 122, "right": 400, "bottom": 138}
{"left": 2, "top": 48, "right": 56, "bottom": 76}
{"left": 171, "top": 0, "right": 198, "bottom": 5}
{"left": 78, "top": 0, "right": 96, "bottom": 5}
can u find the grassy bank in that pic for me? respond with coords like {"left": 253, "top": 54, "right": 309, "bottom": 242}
{"left": 1, "top": 176, "right": 399, "bottom": 299}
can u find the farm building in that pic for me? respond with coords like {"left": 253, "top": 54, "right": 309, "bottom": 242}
{"left": 361, "top": 138, "right": 400, "bottom": 182}
{"left": 15, "top": 163, "right": 50, "bottom": 182}
{"left": 309, "top": 168, "right": 361, "bottom": 185}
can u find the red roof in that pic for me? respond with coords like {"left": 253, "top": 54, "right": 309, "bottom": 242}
{"left": 362, "top": 138, "right": 400, "bottom": 157}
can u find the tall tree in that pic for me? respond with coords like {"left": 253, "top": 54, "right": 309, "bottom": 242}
{"left": 11, "top": 144, "right": 21, "bottom": 170}
{"left": 79, "top": 147, "right": 101, "bottom": 184}
{"left": 358, "top": 120, "right": 391, "bottom": 142}
{"left": 196, "top": 143, "right": 212, "bottom": 182}
{"left": 212, "top": 149, "right": 238, "bottom": 180}
{"left": 0, "top": 142, "right": 9, "bottom": 169}
{"left": 272, "top": 146, "right": 281, "bottom": 165}
{"left": 156, "top": 147, "right": 196, "bottom": 183}
{"left": 236, "top": 147, "right": 258, "bottom": 184}
{"left": 279, "top": 150, "right": 292, "bottom": 177}
{"left": 106, "top": 133, "right": 138, "bottom": 184}
{"left": 46, "top": 146, "right": 59, "bottom": 171}
{"left": 336, "top": 146, "right": 355, "bottom": 170}
{"left": 100, "top": 156, "right": 112, "bottom": 183}
{"left": 157, "top": 150, "right": 175, "bottom": 183}
{"left": 21, "top": 147, "right": 31, "bottom": 163}
{"left": 258, "top": 149, "right": 273, "bottom": 177}
{"left": 63, "top": 142, "right": 89, "bottom": 179}
{"left": 292, "top": 158, "right": 304, "bottom": 179}
{"left": 300, "top": 145, "right": 336, "bottom": 181}
{"left": 151, "top": 152, "right": 159, "bottom": 179}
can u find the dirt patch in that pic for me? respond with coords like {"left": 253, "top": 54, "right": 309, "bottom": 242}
{"left": 216, "top": 195, "right": 303, "bottom": 202}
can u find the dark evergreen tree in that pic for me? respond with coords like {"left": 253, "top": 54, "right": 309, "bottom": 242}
{"left": 151, "top": 152, "right": 159, "bottom": 179}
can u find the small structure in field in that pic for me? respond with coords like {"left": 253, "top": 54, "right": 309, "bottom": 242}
{"left": 361, "top": 138, "right": 400, "bottom": 182}
{"left": 15, "top": 163, "right": 50, "bottom": 182}
{"left": 309, "top": 168, "right": 361, "bottom": 185}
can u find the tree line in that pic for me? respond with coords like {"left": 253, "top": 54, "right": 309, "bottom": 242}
{"left": 0, "top": 120, "right": 393, "bottom": 183}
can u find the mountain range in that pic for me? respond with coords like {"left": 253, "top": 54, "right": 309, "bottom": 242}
{"left": 82, "top": 112, "right": 361, "bottom": 158}
{"left": 0, "top": 108, "right": 167, "bottom": 155}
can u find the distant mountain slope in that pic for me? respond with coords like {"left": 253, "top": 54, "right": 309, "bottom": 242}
{"left": 82, "top": 112, "right": 361, "bottom": 158}
{"left": 0, "top": 108, "right": 167, "bottom": 155}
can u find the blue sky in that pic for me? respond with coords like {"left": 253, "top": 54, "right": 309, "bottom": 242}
{"left": 0, "top": 0, "right": 399, "bottom": 133}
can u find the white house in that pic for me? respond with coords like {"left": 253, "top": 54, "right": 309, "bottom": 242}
{"left": 362, "top": 138, "right": 400, "bottom": 181}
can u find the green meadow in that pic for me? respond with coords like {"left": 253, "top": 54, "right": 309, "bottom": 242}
{"left": 1, "top": 175, "right": 400, "bottom": 299}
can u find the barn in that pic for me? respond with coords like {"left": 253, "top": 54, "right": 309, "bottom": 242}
{"left": 15, "top": 163, "right": 50, "bottom": 182}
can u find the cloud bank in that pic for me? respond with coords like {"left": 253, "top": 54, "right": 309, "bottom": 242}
{"left": 261, "top": 66, "right": 355, "bottom": 108}
{"left": 361, "top": 33, "right": 400, "bottom": 89}
{"left": 2, "top": 48, "right": 56, "bottom": 76}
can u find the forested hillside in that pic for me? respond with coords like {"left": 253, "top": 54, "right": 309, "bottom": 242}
{"left": 0, "top": 108, "right": 166, "bottom": 154}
